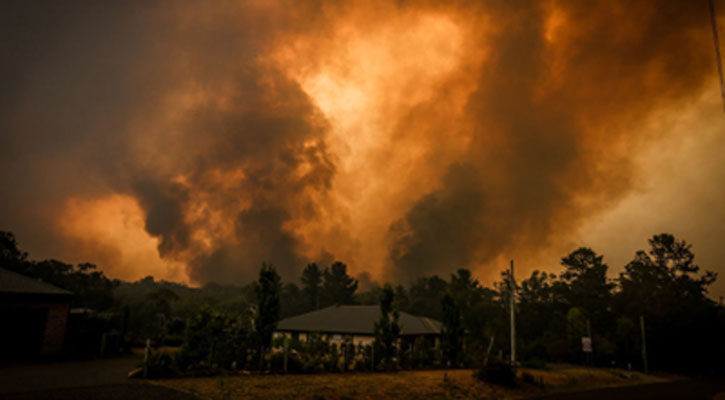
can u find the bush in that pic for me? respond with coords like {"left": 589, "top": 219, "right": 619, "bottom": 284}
{"left": 269, "top": 350, "right": 304, "bottom": 373}
{"left": 144, "top": 351, "right": 178, "bottom": 378}
{"left": 176, "top": 306, "right": 253, "bottom": 372}
{"left": 474, "top": 358, "right": 517, "bottom": 387}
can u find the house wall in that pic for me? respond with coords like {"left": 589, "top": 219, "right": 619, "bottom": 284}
{"left": 0, "top": 299, "right": 70, "bottom": 358}
{"left": 42, "top": 302, "right": 70, "bottom": 355}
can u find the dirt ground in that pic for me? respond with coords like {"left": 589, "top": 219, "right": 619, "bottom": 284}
{"left": 152, "top": 367, "right": 668, "bottom": 400}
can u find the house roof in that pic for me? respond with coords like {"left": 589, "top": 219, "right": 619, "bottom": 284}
{"left": 276, "top": 305, "right": 441, "bottom": 336}
{"left": 0, "top": 268, "right": 73, "bottom": 297}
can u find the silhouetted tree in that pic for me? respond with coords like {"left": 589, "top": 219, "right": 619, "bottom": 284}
{"left": 1, "top": 231, "right": 118, "bottom": 310}
{"left": 441, "top": 292, "right": 463, "bottom": 367}
{"left": 618, "top": 234, "right": 716, "bottom": 318}
{"left": 254, "top": 263, "right": 281, "bottom": 355}
{"left": 449, "top": 269, "right": 480, "bottom": 309}
{"left": 616, "top": 233, "right": 721, "bottom": 373}
{"left": 0, "top": 231, "right": 27, "bottom": 271}
{"left": 407, "top": 275, "right": 447, "bottom": 318}
{"left": 517, "top": 270, "right": 567, "bottom": 361}
{"left": 448, "top": 269, "right": 490, "bottom": 341}
{"left": 393, "top": 284, "right": 410, "bottom": 311}
{"left": 559, "top": 247, "right": 614, "bottom": 349}
{"left": 301, "top": 263, "right": 323, "bottom": 310}
{"left": 560, "top": 248, "right": 613, "bottom": 317}
{"left": 354, "top": 284, "right": 382, "bottom": 305}
{"left": 280, "top": 282, "right": 305, "bottom": 318}
{"left": 374, "top": 284, "right": 400, "bottom": 368}
{"left": 322, "top": 261, "right": 358, "bottom": 306}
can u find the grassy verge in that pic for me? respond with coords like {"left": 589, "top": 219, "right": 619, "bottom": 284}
{"left": 151, "top": 367, "right": 669, "bottom": 400}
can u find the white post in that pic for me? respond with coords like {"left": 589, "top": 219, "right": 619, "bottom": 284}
{"left": 510, "top": 259, "right": 516, "bottom": 365}
{"left": 709, "top": 0, "right": 725, "bottom": 111}
{"left": 143, "top": 338, "right": 150, "bottom": 379}
{"left": 483, "top": 335, "right": 495, "bottom": 367}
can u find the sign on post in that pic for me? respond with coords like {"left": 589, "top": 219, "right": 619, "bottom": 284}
{"left": 581, "top": 336, "right": 592, "bottom": 353}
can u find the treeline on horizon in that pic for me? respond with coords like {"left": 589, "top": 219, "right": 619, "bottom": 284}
{"left": 1, "top": 230, "right": 724, "bottom": 375}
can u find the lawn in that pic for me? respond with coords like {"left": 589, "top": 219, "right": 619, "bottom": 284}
{"left": 151, "top": 367, "right": 668, "bottom": 400}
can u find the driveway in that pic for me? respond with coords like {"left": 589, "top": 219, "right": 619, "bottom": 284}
{"left": 0, "top": 355, "right": 197, "bottom": 399}
{"left": 1, "top": 383, "right": 198, "bottom": 400}
{"left": 528, "top": 379, "right": 725, "bottom": 400}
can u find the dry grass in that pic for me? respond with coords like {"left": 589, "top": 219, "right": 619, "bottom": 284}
{"left": 151, "top": 367, "right": 668, "bottom": 400}
{"left": 517, "top": 367, "right": 665, "bottom": 392}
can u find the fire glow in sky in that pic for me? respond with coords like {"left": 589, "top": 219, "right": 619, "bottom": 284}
{"left": 1, "top": 1, "right": 724, "bottom": 297}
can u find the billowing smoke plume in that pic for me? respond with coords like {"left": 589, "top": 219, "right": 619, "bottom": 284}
{"left": 1, "top": 1, "right": 723, "bottom": 289}
{"left": 0, "top": 1, "right": 335, "bottom": 283}
{"left": 386, "top": 0, "right": 719, "bottom": 281}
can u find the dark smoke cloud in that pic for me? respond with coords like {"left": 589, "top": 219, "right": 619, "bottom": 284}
{"left": 1, "top": 1, "right": 173, "bottom": 258}
{"left": 387, "top": 0, "right": 719, "bottom": 281}
{"left": 0, "top": 1, "right": 335, "bottom": 283}
{"left": 389, "top": 164, "right": 488, "bottom": 281}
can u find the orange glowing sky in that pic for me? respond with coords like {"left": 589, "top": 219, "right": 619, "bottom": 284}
{"left": 1, "top": 1, "right": 724, "bottom": 297}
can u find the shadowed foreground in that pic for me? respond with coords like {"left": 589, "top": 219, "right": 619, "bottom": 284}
{"left": 527, "top": 379, "right": 725, "bottom": 400}
{"left": 0, "top": 355, "right": 197, "bottom": 400}
{"left": 0, "top": 356, "right": 139, "bottom": 394}
{"left": 2, "top": 383, "right": 198, "bottom": 400}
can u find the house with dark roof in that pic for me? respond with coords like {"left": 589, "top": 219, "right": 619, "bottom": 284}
{"left": 0, "top": 268, "right": 73, "bottom": 358}
{"left": 274, "top": 305, "right": 442, "bottom": 347}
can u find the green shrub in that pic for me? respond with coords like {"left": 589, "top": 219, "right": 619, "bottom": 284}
{"left": 176, "top": 306, "right": 252, "bottom": 372}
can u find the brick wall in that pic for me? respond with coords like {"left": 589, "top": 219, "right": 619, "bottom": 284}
{"left": 42, "top": 302, "right": 70, "bottom": 355}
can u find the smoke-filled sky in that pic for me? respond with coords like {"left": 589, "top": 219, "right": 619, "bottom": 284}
{"left": 2, "top": 0, "right": 724, "bottom": 298}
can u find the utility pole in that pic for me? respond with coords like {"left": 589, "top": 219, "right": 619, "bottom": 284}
{"left": 709, "top": 0, "right": 725, "bottom": 112}
{"left": 483, "top": 335, "right": 495, "bottom": 367}
{"left": 640, "top": 315, "right": 648, "bottom": 374}
{"left": 510, "top": 259, "right": 516, "bottom": 365}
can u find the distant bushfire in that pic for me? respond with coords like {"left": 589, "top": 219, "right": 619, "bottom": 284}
{"left": 1, "top": 1, "right": 724, "bottom": 296}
